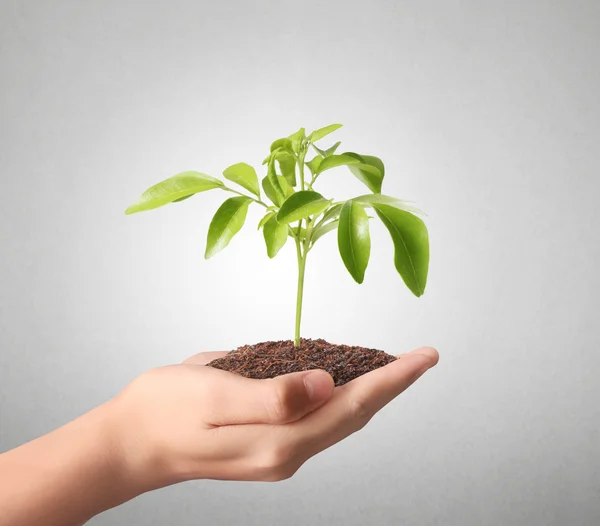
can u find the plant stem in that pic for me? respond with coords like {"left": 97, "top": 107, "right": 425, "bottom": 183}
{"left": 293, "top": 210, "right": 315, "bottom": 346}
{"left": 292, "top": 146, "right": 309, "bottom": 346}
{"left": 294, "top": 237, "right": 306, "bottom": 347}
{"left": 298, "top": 144, "right": 308, "bottom": 191}
{"left": 223, "top": 186, "right": 268, "bottom": 208}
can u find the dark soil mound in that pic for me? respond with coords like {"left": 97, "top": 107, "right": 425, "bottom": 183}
{"left": 207, "top": 338, "right": 398, "bottom": 386}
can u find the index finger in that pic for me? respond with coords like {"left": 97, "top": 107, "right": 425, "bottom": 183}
{"left": 343, "top": 346, "right": 439, "bottom": 416}
{"left": 294, "top": 347, "right": 438, "bottom": 454}
{"left": 182, "top": 351, "right": 229, "bottom": 365}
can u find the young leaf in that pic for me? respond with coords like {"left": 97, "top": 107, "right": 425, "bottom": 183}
{"left": 266, "top": 154, "right": 287, "bottom": 205}
{"left": 372, "top": 204, "right": 429, "bottom": 296}
{"left": 270, "top": 138, "right": 293, "bottom": 153}
{"left": 311, "top": 219, "right": 339, "bottom": 244}
{"left": 315, "top": 154, "right": 362, "bottom": 175}
{"left": 125, "top": 171, "right": 224, "bottom": 214}
{"left": 205, "top": 196, "right": 252, "bottom": 259}
{"left": 277, "top": 191, "right": 332, "bottom": 224}
{"left": 360, "top": 155, "right": 385, "bottom": 178}
{"left": 288, "top": 127, "right": 306, "bottom": 153}
{"left": 338, "top": 201, "right": 370, "bottom": 284}
{"left": 289, "top": 226, "right": 307, "bottom": 240}
{"left": 262, "top": 176, "right": 279, "bottom": 206}
{"left": 262, "top": 174, "right": 291, "bottom": 207}
{"left": 306, "top": 155, "right": 323, "bottom": 175}
{"left": 278, "top": 152, "right": 297, "bottom": 187}
{"left": 222, "top": 162, "right": 260, "bottom": 198}
{"left": 313, "top": 141, "right": 341, "bottom": 158}
{"left": 352, "top": 194, "right": 425, "bottom": 216}
{"left": 343, "top": 152, "right": 384, "bottom": 193}
{"left": 309, "top": 124, "right": 343, "bottom": 142}
{"left": 263, "top": 215, "right": 288, "bottom": 258}
{"left": 283, "top": 176, "right": 295, "bottom": 197}
{"left": 321, "top": 203, "right": 343, "bottom": 223}
{"left": 257, "top": 211, "right": 276, "bottom": 230}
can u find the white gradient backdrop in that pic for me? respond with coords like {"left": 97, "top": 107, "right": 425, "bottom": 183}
{"left": 1, "top": 1, "right": 599, "bottom": 525}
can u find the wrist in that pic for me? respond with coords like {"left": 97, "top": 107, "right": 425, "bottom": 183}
{"left": 109, "top": 383, "right": 185, "bottom": 492}
{"left": 65, "top": 400, "right": 144, "bottom": 519}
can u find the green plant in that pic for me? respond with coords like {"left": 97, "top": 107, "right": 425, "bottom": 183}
{"left": 126, "top": 124, "right": 430, "bottom": 346}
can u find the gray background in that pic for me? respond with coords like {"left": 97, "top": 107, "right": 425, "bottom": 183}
{"left": 1, "top": 1, "right": 599, "bottom": 524}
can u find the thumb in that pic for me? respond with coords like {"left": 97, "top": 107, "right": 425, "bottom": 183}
{"left": 204, "top": 368, "right": 335, "bottom": 426}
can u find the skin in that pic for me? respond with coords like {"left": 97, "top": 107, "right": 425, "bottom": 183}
{"left": 0, "top": 346, "right": 438, "bottom": 526}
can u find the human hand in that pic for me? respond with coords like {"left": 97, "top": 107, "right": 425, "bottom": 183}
{"left": 112, "top": 346, "right": 438, "bottom": 492}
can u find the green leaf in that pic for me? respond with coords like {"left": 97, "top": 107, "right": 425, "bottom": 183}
{"left": 222, "top": 162, "right": 260, "bottom": 198}
{"left": 361, "top": 155, "right": 385, "bottom": 178}
{"left": 282, "top": 176, "right": 295, "bottom": 197}
{"left": 125, "top": 171, "right": 224, "bottom": 214}
{"left": 309, "top": 124, "right": 343, "bottom": 142}
{"left": 352, "top": 194, "right": 424, "bottom": 215}
{"left": 257, "top": 211, "right": 276, "bottom": 230}
{"left": 263, "top": 215, "right": 288, "bottom": 258}
{"left": 277, "top": 191, "right": 332, "bottom": 224}
{"left": 288, "top": 127, "right": 306, "bottom": 153}
{"left": 263, "top": 141, "right": 294, "bottom": 167}
{"left": 372, "top": 204, "right": 429, "bottom": 296}
{"left": 289, "top": 226, "right": 307, "bottom": 240}
{"left": 270, "top": 138, "right": 293, "bottom": 153}
{"left": 313, "top": 141, "right": 342, "bottom": 158}
{"left": 205, "top": 196, "right": 252, "bottom": 259}
{"left": 315, "top": 154, "right": 361, "bottom": 175}
{"left": 172, "top": 195, "right": 193, "bottom": 203}
{"left": 311, "top": 219, "right": 339, "bottom": 244}
{"left": 306, "top": 155, "right": 323, "bottom": 175}
{"left": 343, "top": 152, "right": 384, "bottom": 193}
{"left": 262, "top": 176, "right": 278, "bottom": 206}
{"left": 266, "top": 154, "right": 287, "bottom": 205}
{"left": 262, "top": 174, "right": 290, "bottom": 207}
{"left": 338, "top": 201, "right": 370, "bottom": 284}
{"left": 278, "top": 152, "right": 297, "bottom": 187}
{"left": 321, "top": 203, "right": 343, "bottom": 223}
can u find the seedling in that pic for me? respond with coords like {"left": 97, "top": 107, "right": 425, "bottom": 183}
{"left": 126, "top": 124, "right": 429, "bottom": 347}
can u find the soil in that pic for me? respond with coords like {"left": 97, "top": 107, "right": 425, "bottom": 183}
{"left": 207, "top": 338, "right": 398, "bottom": 386}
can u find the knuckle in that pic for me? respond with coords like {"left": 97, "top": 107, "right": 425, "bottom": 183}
{"left": 269, "top": 444, "right": 293, "bottom": 467}
{"left": 273, "top": 465, "right": 297, "bottom": 481}
{"left": 265, "top": 382, "right": 294, "bottom": 423}
{"left": 349, "top": 396, "right": 372, "bottom": 431}
{"left": 260, "top": 466, "right": 295, "bottom": 482}
{"left": 254, "top": 444, "right": 297, "bottom": 481}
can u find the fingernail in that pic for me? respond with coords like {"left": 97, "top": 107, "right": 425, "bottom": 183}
{"left": 303, "top": 370, "right": 334, "bottom": 402}
{"left": 411, "top": 347, "right": 439, "bottom": 368}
